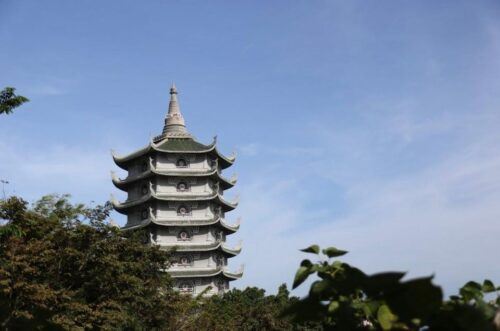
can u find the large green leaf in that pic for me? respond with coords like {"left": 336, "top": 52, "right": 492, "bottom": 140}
{"left": 460, "top": 281, "right": 483, "bottom": 301}
{"left": 293, "top": 260, "right": 314, "bottom": 289}
{"left": 322, "top": 246, "right": 348, "bottom": 258}
{"left": 386, "top": 276, "right": 443, "bottom": 322}
{"left": 378, "top": 304, "right": 396, "bottom": 330}
{"left": 328, "top": 301, "right": 340, "bottom": 314}
{"left": 482, "top": 279, "right": 496, "bottom": 293}
{"left": 364, "top": 272, "right": 406, "bottom": 297}
{"left": 309, "top": 280, "right": 334, "bottom": 298}
{"left": 300, "top": 245, "right": 320, "bottom": 254}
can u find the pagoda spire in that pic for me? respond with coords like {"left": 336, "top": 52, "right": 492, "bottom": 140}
{"left": 162, "top": 84, "right": 190, "bottom": 137}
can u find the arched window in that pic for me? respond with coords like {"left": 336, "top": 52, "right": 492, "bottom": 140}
{"left": 178, "top": 230, "right": 191, "bottom": 241}
{"left": 176, "top": 181, "right": 189, "bottom": 192}
{"left": 179, "top": 255, "right": 191, "bottom": 265}
{"left": 179, "top": 282, "right": 194, "bottom": 293}
{"left": 177, "top": 205, "right": 190, "bottom": 216}
{"left": 215, "top": 230, "right": 224, "bottom": 242}
{"left": 140, "top": 208, "right": 148, "bottom": 220}
{"left": 176, "top": 158, "right": 188, "bottom": 168}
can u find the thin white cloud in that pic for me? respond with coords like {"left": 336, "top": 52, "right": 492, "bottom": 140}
{"left": 233, "top": 106, "right": 500, "bottom": 296}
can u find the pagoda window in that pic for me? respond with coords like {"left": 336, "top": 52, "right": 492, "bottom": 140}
{"left": 177, "top": 205, "right": 191, "bottom": 216}
{"left": 176, "top": 181, "right": 189, "bottom": 192}
{"left": 215, "top": 230, "right": 224, "bottom": 242}
{"left": 176, "top": 158, "right": 189, "bottom": 168}
{"left": 179, "top": 282, "right": 194, "bottom": 294}
{"left": 140, "top": 208, "right": 149, "bottom": 220}
{"left": 140, "top": 183, "right": 149, "bottom": 195}
{"left": 179, "top": 255, "right": 191, "bottom": 265}
{"left": 178, "top": 230, "right": 191, "bottom": 241}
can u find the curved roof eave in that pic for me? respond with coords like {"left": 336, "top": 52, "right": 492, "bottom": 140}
{"left": 221, "top": 242, "right": 242, "bottom": 256}
{"left": 120, "top": 219, "right": 152, "bottom": 231}
{"left": 168, "top": 267, "right": 243, "bottom": 280}
{"left": 151, "top": 216, "right": 237, "bottom": 231}
{"left": 111, "top": 144, "right": 152, "bottom": 169}
{"left": 213, "top": 147, "right": 236, "bottom": 169}
{"left": 151, "top": 137, "right": 216, "bottom": 154}
{"left": 222, "top": 269, "right": 244, "bottom": 280}
{"left": 163, "top": 242, "right": 240, "bottom": 257}
{"left": 220, "top": 219, "right": 240, "bottom": 233}
{"left": 111, "top": 193, "right": 152, "bottom": 214}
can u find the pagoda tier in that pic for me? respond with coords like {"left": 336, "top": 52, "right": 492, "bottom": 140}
{"left": 120, "top": 213, "right": 240, "bottom": 234}
{"left": 111, "top": 161, "right": 237, "bottom": 191}
{"left": 111, "top": 85, "right": 242, "bottom": 296}
{"left": 111, "top": 137, "right": 236, "bottom": 171}
{"left": 111, "top": 191, "right": 238, "bottom": 213}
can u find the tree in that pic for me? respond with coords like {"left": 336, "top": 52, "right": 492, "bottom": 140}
{"left": 181, "top": 285, "right": 321, "bottom": 331}
{"left": 0, "top": 87, "right": 29, "bottom": 115}
{"left": 0, "top": 195, "right": 182, "bottom": 330}
{"left": 285, "top": 244, "right": 500, "bottom": 331}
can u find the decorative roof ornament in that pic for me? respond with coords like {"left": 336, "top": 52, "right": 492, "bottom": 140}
{"left": 161, "top": 83, "right": 192, "bottom": 138}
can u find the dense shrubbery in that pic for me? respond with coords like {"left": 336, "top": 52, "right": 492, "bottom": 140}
{"left": 1, "top": 195, "right": 499, "bottom": 330}
{"left": 0, "top": 195, "right": 181, "bottom": 330}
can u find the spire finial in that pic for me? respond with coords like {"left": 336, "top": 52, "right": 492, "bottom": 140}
{"left": 161, "top": 83, "right": 190, "bottom": 138}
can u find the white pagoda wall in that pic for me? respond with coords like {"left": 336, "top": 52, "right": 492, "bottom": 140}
{"left": 155, "top": 177, "right": 213, "bottom": 195}
{"left": 174, "top": 277, "right": 229, "bottom": 296}
{"left": 125, "top": 203, "right": 219, "bottom": 229}
{"left": 156, "top": 202, "right": 215, "bottom": 220}
{"left": 153, "top": 226, "right": 225, "bottom": 244}
{"left": 155, "top": 154, "right": 211, "bottom": 171}
{"left": 170, "top": 252, "right": 226, "bottom": 269}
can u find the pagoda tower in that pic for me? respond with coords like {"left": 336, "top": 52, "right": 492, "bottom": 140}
{"left": 111, "top": 85, "right": 243, "bottom": 295}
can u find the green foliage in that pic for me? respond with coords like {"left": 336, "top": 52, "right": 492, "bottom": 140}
{"left": 179, "top": 285, "right": 321, "bottom": 331}
{"left": 285, "top": 244, "right": 500, "bottom": 330}
{"left": 0, "top": 195, "right": 181, "bottom": 330}
{"left": 0, "top": 87, "right": 29, "bottom": 115}
{"left": 1, "top": 194, "right": 498, "bottom": 331}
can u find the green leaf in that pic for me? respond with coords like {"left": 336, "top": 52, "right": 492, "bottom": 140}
{"left": 293, "top": 265, "right": 312, "bottom": 289}
{"left": 385, "top": 276, "right": 443, "bottom": 322}
{"left": 328, "top": 301, "right": 340, "bottom": 313}
{"left": 309, "top": 280, "right": 333, "bottom": 298}
{"left": 482, "top": 279, "right": 496, "bottom": 293}
{"left": 300, "top": 259, "right": 313, "bottom": 268}
{"left": 300, "top": 245, "right": 320, "bottom": 254}
{"left": 378, "top": 304, "right": 396, "bottom": 330}
{"left": 322, "top": 246, "right": 348, "bottom": 258}
{"left": 460, "top": 281, "right": 483, "bottom": 301}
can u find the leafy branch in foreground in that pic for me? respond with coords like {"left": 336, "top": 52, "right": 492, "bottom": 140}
{"left": 285, "top": 245, "right": 500, "bottom": 331}
{"left": 0, "top": 87, "right": 29, "bottom": 115}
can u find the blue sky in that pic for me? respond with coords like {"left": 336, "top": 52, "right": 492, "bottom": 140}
{"left": 2, "top": 0, "right": 500, "bottom": 295}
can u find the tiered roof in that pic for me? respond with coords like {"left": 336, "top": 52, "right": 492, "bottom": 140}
{"left": 111, "top": 137, "right": 236, "bottom": 170}
{"left": 111, "top": 84, "right": 242, "bottom": 287}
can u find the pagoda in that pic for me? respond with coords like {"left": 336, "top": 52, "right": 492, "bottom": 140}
{"left": 110, "top": 85, "right": 243, "bottom": 295}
